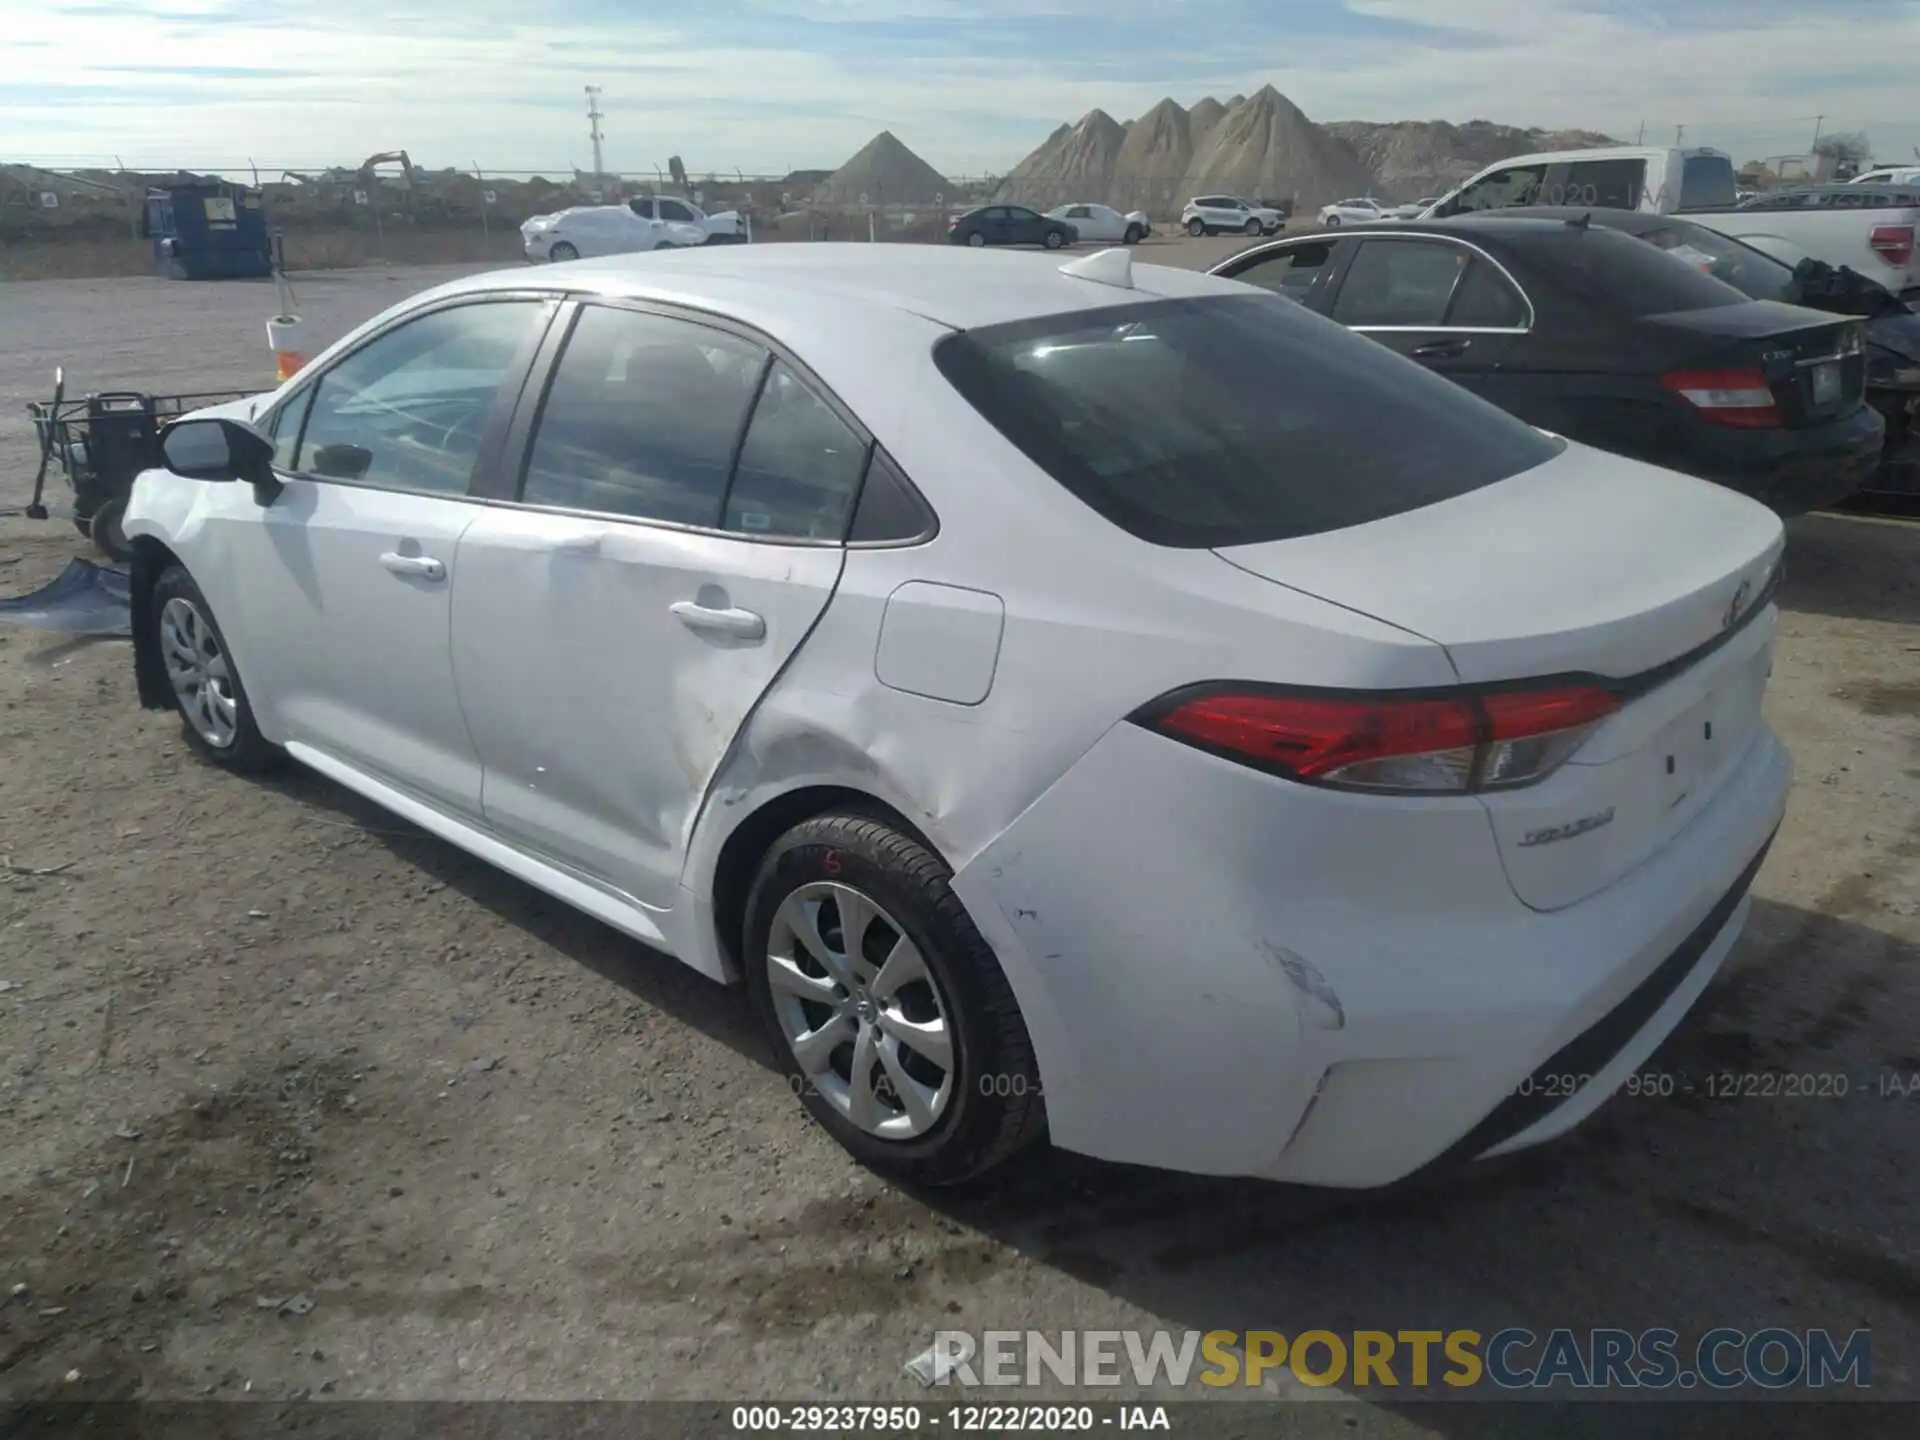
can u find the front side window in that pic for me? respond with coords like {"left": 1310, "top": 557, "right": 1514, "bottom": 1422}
{"left": 724, "top": 361, "right": 870, "bottom": 539}
{"left": 290, "top": 300, "right": 544, "bottom": 493}
{"left": 934, "top": 294, "right": 1561, "bottom": 549}
{"left": 660, "top": 200, "right": 695, "bottom": 222}
{"left": 1331, "top": 240, "right": 1471, "bottom": 327}
{"left": 520, "top": 306, "right": 766, "bottom": 526}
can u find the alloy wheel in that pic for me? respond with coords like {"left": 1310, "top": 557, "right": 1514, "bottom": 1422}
{"left": 765, "top": 881, "right": 955, "bottom": 1140}
{"left": 159, "top": 595, "right": 238, "bottom": 748}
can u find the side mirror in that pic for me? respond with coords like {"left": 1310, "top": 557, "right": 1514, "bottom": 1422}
{"left": 159, "top": 417, "right": 283, "bottom": 505}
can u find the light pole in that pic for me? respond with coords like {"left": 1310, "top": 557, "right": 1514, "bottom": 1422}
{"left": 585, "top": 86, "right": 606, "bottom": 184}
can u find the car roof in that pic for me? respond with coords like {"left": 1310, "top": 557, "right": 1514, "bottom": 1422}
{"left": 420, "top": 243, "right": 1246, "bottom": 332}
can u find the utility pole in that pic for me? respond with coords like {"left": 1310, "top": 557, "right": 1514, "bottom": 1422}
{"left": 1674, "top": 124, "right": 1685, "bottom": 145}
{"left": 1811, "top": 114, "right": 1825, "bottom": 150}
{"left": 1636, "top": 119, "right": 1645, "bottom": 144}
{"left": 585, "top": 85, "right": 606, "bottom": 183}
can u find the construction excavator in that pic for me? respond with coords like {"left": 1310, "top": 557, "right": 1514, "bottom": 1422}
{"left": 359, "top": 150, "right": 415, "bottom": 197}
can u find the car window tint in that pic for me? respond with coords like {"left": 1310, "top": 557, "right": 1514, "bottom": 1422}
{"left": 1446, "top": 259, "right": 1529, "bottom": 327}
{"left": 521, "top": 306, "right": 766, "bottom": 525}
{"left": 723, "top": 361, "right": 868, "bottom": 540}
{"left": 292, "top": 300, "right": 541, "bottom": 493}
{"left": 1331, "top": 240, "right": 1470, "bottom": 326}
{"left": 1679, "top": 154, "right": 1736, "bottom": 209}
{"left": 1540, "top": 226, "right": 1748, "bottom": 315}
{"left": 661, "top": 200, "right": 694, "bottom": 221}
{"left": 1548, "top": 159, "right": 1645, "bottom": 209}
{"left": 1639, "top": 221, "right": 1795, "bottom": 302}
{"left": 1227, "top": 242, "right": 1334, "bottom": 297}
{"left": 1452, "top": 164, "right": 1547, "bottom": 213}
{"left": 934, "top": 293, "right": 1561, "bottom": 549}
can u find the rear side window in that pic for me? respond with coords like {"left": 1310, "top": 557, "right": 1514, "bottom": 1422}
{"left": 1534, "top": 228, "right": 1750, "bottom": 316}
{"left": 1224, "top": 241, "right": 1335, "bottom": 297}
{"left": 1331, "top": 240, "right": 1470, "bottom": 326}
{"left": 1448, "top": 260, "right": 1530, "bottom": 327}
{"left": 1552, "top": 159, "right": 1645, "bottom": 209}
{"left": 520, "top": 306, "right": 766, "bottom": 525}
{"left": 723, "top": 361, "right": 869, "bottom": 539}
{"left": 1678, "top": 154, "right": 1736, "bottom": 210}
{"left": 933, "top": 294, "right": 1562, "bottom": 549}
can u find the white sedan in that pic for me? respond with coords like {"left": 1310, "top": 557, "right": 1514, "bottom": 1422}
{"left": 1318, "top": 196, "right": 1393, "bottom": 226}
{"left": 520, "top": 205, "right": 670, "bottom": 262}
{"left": 1044, "top": 203, "right": 1151, "bottom": 244}
{"left": 124, "top": 244, "right": 1789, "bottom": 1188}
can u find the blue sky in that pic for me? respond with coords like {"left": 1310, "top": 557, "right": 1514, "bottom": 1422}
{"left": 3, "top": 0, "right": 1917, "bottom": 176}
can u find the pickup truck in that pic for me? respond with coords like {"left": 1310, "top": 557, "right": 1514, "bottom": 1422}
{"left": 1423, "top": 147, "right": 1918, "bottom": 298}
{"left": 1687, "top": 184, "right": 1920, "bottom": 299}
{"left": 626, "top": 195, "right": 745, "bottom": 245}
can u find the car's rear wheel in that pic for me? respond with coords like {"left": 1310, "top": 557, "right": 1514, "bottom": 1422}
{"left": 152, "top": 565, "right": 280, "bottom": 773}
{"left": 966, "top": 231, "right": 986, "bottom": 248}
{"left": 1244, "top": 218, "right": 1262, "bottom": 236}
{"left": 548, "top": 241, "right": 579, "bottom": 261}
{"left": 743, "top": 812, "right": 1045, "bottom": 1186}
{"left": 1187, "top": 217, "right": 1206, "bottom": 237}
{"left": 1324, "top": 215, "right": 1341, "bottom": 228}
{"left": 1043, "top": 228, "right": 1066, "bottom": 250}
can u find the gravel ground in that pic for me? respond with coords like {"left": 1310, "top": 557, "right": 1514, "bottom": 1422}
{"left": 1, "top": 245, "right": 1917, "bottom": 1421}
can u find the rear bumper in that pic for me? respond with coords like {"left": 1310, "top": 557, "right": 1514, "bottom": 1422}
{"left": 951, "top": 719, "right": 1791, "bottom": 1188}
{"left": 1680, "top": 403, "right": 1885, "bottom": 516}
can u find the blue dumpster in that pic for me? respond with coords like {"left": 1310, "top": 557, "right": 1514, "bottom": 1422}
{"left": 144, "top": 182, "right": 272, "bottom": 280}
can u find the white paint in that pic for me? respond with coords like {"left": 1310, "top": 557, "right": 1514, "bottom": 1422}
{"left": 875, "top": 581, "right": 1005, "bottom": 705}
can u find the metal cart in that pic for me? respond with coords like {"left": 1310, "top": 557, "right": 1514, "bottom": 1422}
{"left": 25, "top": 369, "right": 255, "bottom": 562}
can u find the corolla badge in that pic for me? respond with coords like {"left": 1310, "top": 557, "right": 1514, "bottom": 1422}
{"left": 1518, "top": 807, "right": 1616, "bottom": 849}
{"left": 1724, "top": 579, "right": 1753, "bottom": 630}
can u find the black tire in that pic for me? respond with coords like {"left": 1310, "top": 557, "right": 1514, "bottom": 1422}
{"left": 743, "top": 813, "right": 1046, "bottom": 1187}
{"left": 1043, "top": 228, "right": 1066, "bottom": 250}
{"left": 1324, "top": 215, "right": 1341, "bottom": 228}
{"left": 548, "top": 241, "right": 579, "bottom": 261}
{"left": 1123, "top": 224, "right": 1145, "bottom": 244}
{"left": 1186, "top": 217, "right": 1206, "bottom": 237}
{"left": 1244, "top": 218, "right": 1262, "bottom": 236}
{"left": 966, "top": 231, "right": 986, "bottom": 248}
{"left": 150, "top": 565, "right": 282, "bottom": 774}
{"left": 89, "top": 494, "right": 132, "bottom": 563}
{"left": 72, "top": 514, "right": 94, "bottom": 539}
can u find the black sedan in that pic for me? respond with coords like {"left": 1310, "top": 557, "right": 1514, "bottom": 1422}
{"left": 1209, "top": 213, "right": 1885, "bottom": 516}
{"left": 948, "top": 205, "right": 1076, "bottom": 250}
{"left": 1499, "top": 206, "right": 1920, "bottom": 504}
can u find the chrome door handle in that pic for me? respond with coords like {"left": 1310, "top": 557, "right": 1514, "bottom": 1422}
{"left": 1410, "top": 338, "right": 1471, "bottom": 359}
{"left": 379, "top": 552, "right": 446, "bottom": 581}
{"left": 550, "top": 532, "right": 602, "bottom": 556}
{"left": 669, "top": 601, "right": 765, "bottom": 640}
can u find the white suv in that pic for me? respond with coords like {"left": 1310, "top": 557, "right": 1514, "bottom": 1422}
{"left": 1182, "top": 196, "right": 1283, "bottom": 237}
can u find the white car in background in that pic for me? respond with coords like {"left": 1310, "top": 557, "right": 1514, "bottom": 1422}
{"left": 1182, "top": 195, "right": 1285, "bottom": 236}
{"left": 628, "top": 195, "right": 746, "bottom": 245}
{"left": 1850, "top": 167, "right": 1920, "bottom": 187}
{"left": 123, "top": 244, "right": 1788, "bottom": 1190}
{"left": 1319, "top": 197, "right": 1393, "bottom": 226}
{"left": 1045, "top": 203, "right": 1151, "bottom": 244}
{"left": 521, "top": 205, "right": 669, "bottom": 262}
{"left": 1389, "top": 197, "right": 1441, "bottom": 219}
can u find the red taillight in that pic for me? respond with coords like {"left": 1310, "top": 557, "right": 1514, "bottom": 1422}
{"left": 1139, "top": 684, "right": 1620, "bottom": 794}
{"left": 1660, "top": 367, "right": 1780, "bottom": 429}
{"left": 1870, "top": 224, "right": 1915, "bottom": 268}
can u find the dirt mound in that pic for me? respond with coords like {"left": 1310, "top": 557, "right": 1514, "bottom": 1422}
{"left": 1108, "top": 98, "right": 1196, "bottom": 216}
{"left": 1184, "top": 85, "right": 1372, "bottom": 209}
{"left": 994, "top": 109, "right": 1127, "bottom": 208}
{"left": 813, "top": 130, "right": 951, "bottom": 207}
{"left": 1188, "top": 97, "right": 1228, "bottom": 146}
{"left": 1325, "top": 119, "right": 1618, "bottom": 201}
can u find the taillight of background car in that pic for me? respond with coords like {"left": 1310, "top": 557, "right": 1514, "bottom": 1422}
{"left": 1869, "top": 224, "right": 1915, "bottom": 268}
{"left": 1133, "top": 683, "right": 1621, "bottom": 794}
{"left": 1661, "top": 368, "right": 1782, "bottom": 429}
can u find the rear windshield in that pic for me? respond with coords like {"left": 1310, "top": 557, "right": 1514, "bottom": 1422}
{"left": 1678, "top": 154, "right": 1738, "bottom": 210}
{"left": 1531, "top": 227, "right": 1751, "bottom": 316}
{"left": 932, "top": 294, "right": 1563, "bottom": 548}
{"left": 1636, "top": 220, "right": 1796, "bottom": 303}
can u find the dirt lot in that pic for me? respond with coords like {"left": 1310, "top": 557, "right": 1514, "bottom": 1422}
{"left": 1, "top": 245, "right": 1917, "bottom": 1420}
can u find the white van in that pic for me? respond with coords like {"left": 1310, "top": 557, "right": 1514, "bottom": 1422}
{"left": 1422, "top": 146, "right": 1738, "bottom": 219}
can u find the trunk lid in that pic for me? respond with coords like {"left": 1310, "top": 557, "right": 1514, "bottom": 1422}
{"left": 1214, "top": 442, "right": 1784, "bottom": 910}
{"left": 1648, "top": 300, "right": 1867, "bottom": 426}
